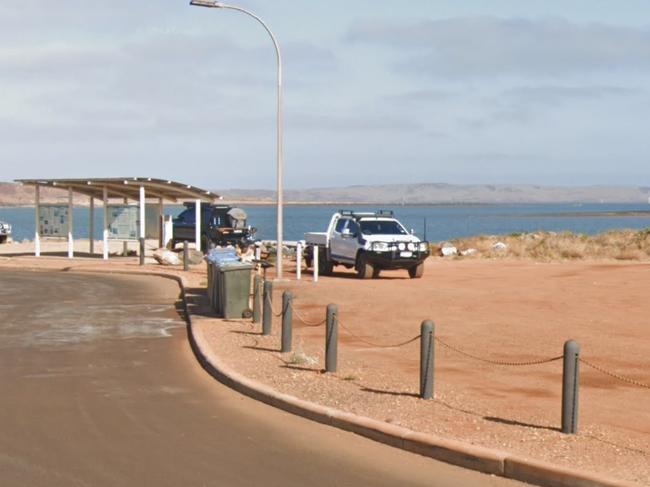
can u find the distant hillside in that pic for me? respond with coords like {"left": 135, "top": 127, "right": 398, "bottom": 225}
{"left": 3, "top": 181, "right": 650, "bottom": 206}
{"left": 219, "top": 183, "right": 650, "bottom": 205}
{"left": 0, "top": 182, "right": 73, "bottom": 206}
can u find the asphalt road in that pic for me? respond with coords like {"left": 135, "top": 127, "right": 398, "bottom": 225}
{"left": 0, "top": 269, "right": 523, "bottom": 487}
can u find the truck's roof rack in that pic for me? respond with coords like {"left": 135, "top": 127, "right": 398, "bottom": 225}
{"left": 338, "top": 209, "right": 394, "bottom": 218}
{"left": 183, "top": 202, "right": 231, "bottom": 209}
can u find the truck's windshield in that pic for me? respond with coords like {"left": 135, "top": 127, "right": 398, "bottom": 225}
{"left": 359, "top": 220, "right": 407, "bottom": 235}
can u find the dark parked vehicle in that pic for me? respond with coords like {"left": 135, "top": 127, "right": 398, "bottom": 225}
{"left": 171, "top": 203, "right": 256, "bottom": 251}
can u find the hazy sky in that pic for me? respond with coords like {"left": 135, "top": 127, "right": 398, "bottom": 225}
{"left": 1, "top": 1, "right": 649, "bottom": 189}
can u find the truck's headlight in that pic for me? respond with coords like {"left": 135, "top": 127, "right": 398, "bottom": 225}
{"left": 419, "top": 242, "right": 428, "bottom": 252}
{"left": 372, "top": 242, "right": 389, "bottom": 252}
{"left": 398, "top": 243, "right": 406, "bottom": 251}
{"left": 407, "top": 242, "right": 415, "bottom": 251}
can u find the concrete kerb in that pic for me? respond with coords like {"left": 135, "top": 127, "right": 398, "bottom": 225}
{"left": 182, "top": 309, "right": 640, "bottom": 487}
{"left": 17, "top": 263, "right": 640, "bottom": 487}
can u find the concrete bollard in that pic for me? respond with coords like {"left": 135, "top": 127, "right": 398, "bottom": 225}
{"left": 139, "top": 237, "right": 145, "bottom": 266}
{"left": 253, "top": 274, "right": 262, "bottom": 324}
{"left": 183, "top": 240, "right": 189, "bottom": 271}
{"left": 281, "top": 291, "right": 293, "bottom": 353}
{"left": 296, "top": 242, "right": 302, "bottom": 280}
{"left": 313, "top": 245, "right": 319, "bottom": 283}
{"left": 562, "top": 339, "right": 580, "bottom": 434}
{"left": 420, "top": 320, "right": 435, "bottom": 399}
{"left": 325, "top": 304, "right": 338, "bottom": 372}
{"left": 262, "top": 280, "right": 273, "bottom": 336}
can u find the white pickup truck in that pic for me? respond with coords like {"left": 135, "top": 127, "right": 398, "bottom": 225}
{"left": 304, "top": 210, "right": 430, "bottom": 279}
{"left": 0, "top": 220, "right": 11, "bottom": 244}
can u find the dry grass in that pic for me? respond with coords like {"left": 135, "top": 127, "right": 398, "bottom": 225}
{"left": 441, "top": 228, "right": 650, "bottom": 261}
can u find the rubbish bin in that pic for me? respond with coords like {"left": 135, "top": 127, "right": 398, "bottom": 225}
{"left": 218, "top": 262, "right": 253, "bottom": 319}
{"left": 206, "top": 248, "right": 239, "bottom": 314}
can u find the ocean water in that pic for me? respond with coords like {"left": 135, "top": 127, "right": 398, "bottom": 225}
{"left": 1, "top": 203, "right": 649, "bottom": 243}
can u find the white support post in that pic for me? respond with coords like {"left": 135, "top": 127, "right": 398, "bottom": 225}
{"left": 195, "top": 199, "right": 201, "bottom": 252}
{"left": 139, "top": 186, "right": 146, "bottom": 241}
{"left": 313, "top": 245, "right": 319, "bottom": 283}
{"left": 34, "top": 185, "right": 40, "bottom": 257}
{"left": 89, "top": 197, "right": 95, "bottom": 255}
{"left": 103, "top": 186, "right": 109, "bottom": 260}
{"left": 123, "top": 197, "right": 128, "bottom": 256}
{"left": 68, "top": 187, "right": 74, "bottom": 259}
{"left": 296, "top": 241, "right": 302, "bottom": 280}
{"left": 158, "top": 197, "right": 164, "bottom": 249}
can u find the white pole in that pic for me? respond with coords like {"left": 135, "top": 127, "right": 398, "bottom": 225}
{"left": 89, "top": 197, "right": 95, "bottom": 255}
{"left": 195, "top": 199, "right": 201, "bottom": 252}
{"left": 103, "top": 186, "right": 109, "bottom": 260}
{"left": 296, "top": 241, "right": 302, "bottom": 280}
{"left": 123, "top": 197, "right": 128, "bottom": 256}
{"left": 313, "top": 245, "right": 319, "bottom": 283}
{"left": 67, "top": 187, "right": 74, "bottom": 259}
{"left": 192, "top": 3, "right": 283, "bottom": 278}
{"left": 34, "top": 185, "right": 40, "bottom": 257}
{"left": 139, "top": 186, "right": 146, "bottom": 241}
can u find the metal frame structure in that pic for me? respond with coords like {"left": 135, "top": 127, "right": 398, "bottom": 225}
{"left": 16, "top": 177, "right": 219, "bottom": 260}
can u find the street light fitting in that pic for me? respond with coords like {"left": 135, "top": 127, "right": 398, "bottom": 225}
{"left": 189, "top": 0, "right": 224, "bottom": 8}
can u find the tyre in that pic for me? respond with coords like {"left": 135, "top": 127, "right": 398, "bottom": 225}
{"left": 356, "top": 253, "right": 373, "bottom": 279}
{"left": 408, "top": 262, "right": 424, "bottom": 279}
{"left": 372, "top": 267, "right": 381, "bottom": 279}
{"left": 320, "top": 251, "right": 334, "bottom": 275}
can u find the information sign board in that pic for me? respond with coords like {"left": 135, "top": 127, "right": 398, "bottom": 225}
{"left": 39, "top": 205, "right": 69, "bottom": 238}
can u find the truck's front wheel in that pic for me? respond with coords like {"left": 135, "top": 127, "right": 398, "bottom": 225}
{"left": 408, "top": 262, "right": 424, "bottom": 279}
{"left": 356, "top": 253, "right": 373, "bottom": 279}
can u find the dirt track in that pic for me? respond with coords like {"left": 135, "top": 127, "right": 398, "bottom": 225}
{"left": 198, "top": 258, "right": 650, "bottom": 485}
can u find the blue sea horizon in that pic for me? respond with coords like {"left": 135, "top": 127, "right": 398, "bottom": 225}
{"left": 1, "top": 203, "right": 650, "bottom": 244}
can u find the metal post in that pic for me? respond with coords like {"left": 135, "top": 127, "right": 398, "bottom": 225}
{"left": 158, "top": 197, "right": 164, "bottom": 248}
{"left": 102, "top": 186, "right": 108, "bottom": 260}
{"left": 325, "top": 304, "right": 338, "bottom": 373}
{"left": 313, "top": 245, "right": 319, "bottom": 283}
{"left": 183, "top": 240, "right": 189, "bottom": 271}
{"left": 420, "top": 320, "right": 435, "bottom": 399}
{"left": 67, "top": 187, "right": 74, "bottom": 259}
{"left": 296, "top": 241, "right": 302, "bottom": 280}
{"left": 262, "top": 280, "right": 273, "bottom": 336}
{"left": 189, "top": 1, "right": 283, "bottom": 278}
{"left": 195, "top": 198, "right": 201, "bottom": 252}
{"left": 139, "top": 237, "right": 145, "bottom": 266}
{"left": 562, "top": 339, "right": 580, "bottom": 434}
{"left": 89, "top": 197, "right": 95, "bottom": 255}
{"left": 253, "top": 274, "right": 262, "bottom": 323}
{"left": 281, "top": 291, "right": 293, "bottom": 353}
{"left": 139, "top": 186, "right": 145, "bottom": 244}
{"left": 423, "top": 217, "right": 427, "bottom": 242}
{"left": 123, "top": 197, "right": 128, "bottom": 256}
{"left": 34, "top": 185, "right": 40, "bottom": 257}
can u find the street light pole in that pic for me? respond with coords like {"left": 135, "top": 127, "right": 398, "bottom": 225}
{"left": 190, "top": 0, "right": 284, "bottom": 279}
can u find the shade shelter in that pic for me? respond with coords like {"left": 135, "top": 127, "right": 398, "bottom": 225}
{"left": 15, "top": 177, "right": 219, "bottom": 259}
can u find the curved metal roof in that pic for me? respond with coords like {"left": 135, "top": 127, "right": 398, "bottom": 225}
{"left": 15, "top": 177, "right": 220, "bottom": 203}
